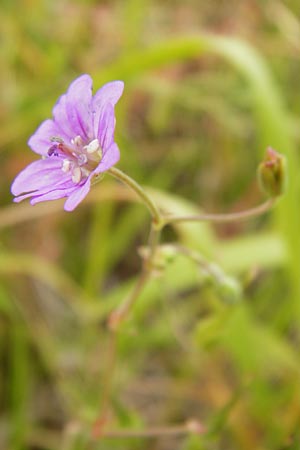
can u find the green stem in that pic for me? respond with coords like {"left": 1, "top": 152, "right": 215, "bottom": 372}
{"left": 109, "top": 223, "right": 161, "bottom": 330}
{"left": 147, "top": 225, "right": 161, "bottom": 265}
{"left": 93, "top": 172, "right": 162, "bottom": 428}
{"left": 108, "top": 269, "right": 150, "bottom": 330}
{"left": 93, "top": 222, "right": 161, "bottom": 430}
{"left": 108, "top": 167, "right": 162, "bottom": 226}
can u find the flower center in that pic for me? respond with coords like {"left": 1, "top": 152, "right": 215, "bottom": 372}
{"left": 48, "top": 136, "right": 103, "bottom": 184}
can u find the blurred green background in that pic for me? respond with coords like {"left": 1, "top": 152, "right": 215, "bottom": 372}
{"left": 1, "top": 0, "right": 300, "bottom": 449}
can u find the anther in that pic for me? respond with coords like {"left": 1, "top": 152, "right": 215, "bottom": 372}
{"left": 71, "top": 135, "right": 83, "bottom": 146}
{"left": 62, "top": 159, "right": 71, "bottom": 173}
{"left": 72, "top": 167, "right": 82, "bottom": 184}
{"left": 85, "top": 138, "right": 100, "bottom": 154}
{"left": 48, "top": 144, "right": 60, "bottom": 157}
{"left": 50, "top": 136, "right": 64, "bottom": 143}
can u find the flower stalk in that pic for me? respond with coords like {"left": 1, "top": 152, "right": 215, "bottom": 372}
{"left": 107, "top": 167, "right": 162, "bottom": 226}
{"left": 162, "top": 197, "right": 276, "bottom": 226}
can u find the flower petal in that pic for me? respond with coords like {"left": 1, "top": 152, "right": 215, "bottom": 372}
{"left": 52, "top": 95, "right": 76, "bottom": 142}
{"left": 12, "top": 76, "right": 124, "bottom": 212}
{"left": 92, "top": 81, "right": 123, "bottom": 143}
{"left": 94, "top": 143, "right": 120, "bottom": 174}
{"left": 93, "top": 81, "right": 124, "bottom": 110}
{"left": 28, "top": 119, "right": 66, "bottom": 156}
{"left": 30, "top": 186, "right": 76, "bottom": 205}
{"left": 13, "top": 191, "right": 41, "bottom": 203}
{"left": 11, "top": 158, "right": 72, "bottom": 196}
{"left": 94, "top": 102, "right": 115, "bottom": 149}
{"left": 53, "top": 74, "right": 93, "bottom": 141}
{"left": 63, "top": 177, "right": 92, "bottom": 211}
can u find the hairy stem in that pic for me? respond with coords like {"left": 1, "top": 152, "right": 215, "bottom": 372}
{"left": 108, "top": 167, "right": 162, "bottom": 226}
{"left": 95, "top": 170, "right": 278, "bottom": 436}
{"left": 108, "top": 270, "right": 150, "bottom": 331}
{"left": 109, "top": 224, "right": 161, "bottom": 330}
{"left": 162, "top": 198, "right": 276, "bottom": 225}
{"left": 93, "top": 222, "right": 161, "bottom": 432}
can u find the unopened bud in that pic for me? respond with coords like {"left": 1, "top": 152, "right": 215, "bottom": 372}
{"left": 207, "top": 264, "right": 242, "bottom": 304}
{"left": 215, "top": 275, "right": 242, "bottom": 304}
{"left": 138, "top": 244, "right": 177, "bottom": 272}
{"left": 257, "top": 147, "right": 287, "bottom": 197}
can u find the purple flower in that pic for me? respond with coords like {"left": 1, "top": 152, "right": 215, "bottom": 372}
{"left": 11, "top": 75, "right": 124, "bottom": 211}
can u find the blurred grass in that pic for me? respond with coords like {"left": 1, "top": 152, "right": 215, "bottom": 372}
{"left": 1, "top": 1, "right": 300, "bottom": 449}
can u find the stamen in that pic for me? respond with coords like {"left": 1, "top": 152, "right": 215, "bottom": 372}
{"left": 62, "top": 159, "right": 71, "bottom": 172}
{"left": 48, "top": 144, "right": 60, "bottom": 157}
{"left": 50, "top": 136, "right": 64, "bottom": 143}
{"left": 71, "top": 135, "right": 83, "bottom": 146}
{"left": 72, "top": 167, "right": 82, "bottom": 184}
{"left": 81, "top": 167, "right": 90, "bottom": 177}
{"left": 85, "top": 138, "right": 100, "bottom": 154}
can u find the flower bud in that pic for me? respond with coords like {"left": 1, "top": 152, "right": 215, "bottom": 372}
{"left": 214, "top": 275, "right": 242, "bottom": 304}
{"left": 257, "top": 147, "right": 287, "bottom": 197}
{"left": 138, "top": 244, "right": 177, "bottom": 274}
{"left": 207, "top": 263, "right": 242, "bottom": 304}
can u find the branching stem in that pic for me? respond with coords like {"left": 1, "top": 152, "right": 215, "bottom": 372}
{"left": 95, "top": 169, "right": 279, "bottom": 438}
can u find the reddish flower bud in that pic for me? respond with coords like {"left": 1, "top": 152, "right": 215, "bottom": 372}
{"left": 257, "top": 147, "right": 287, "bottom": 197}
